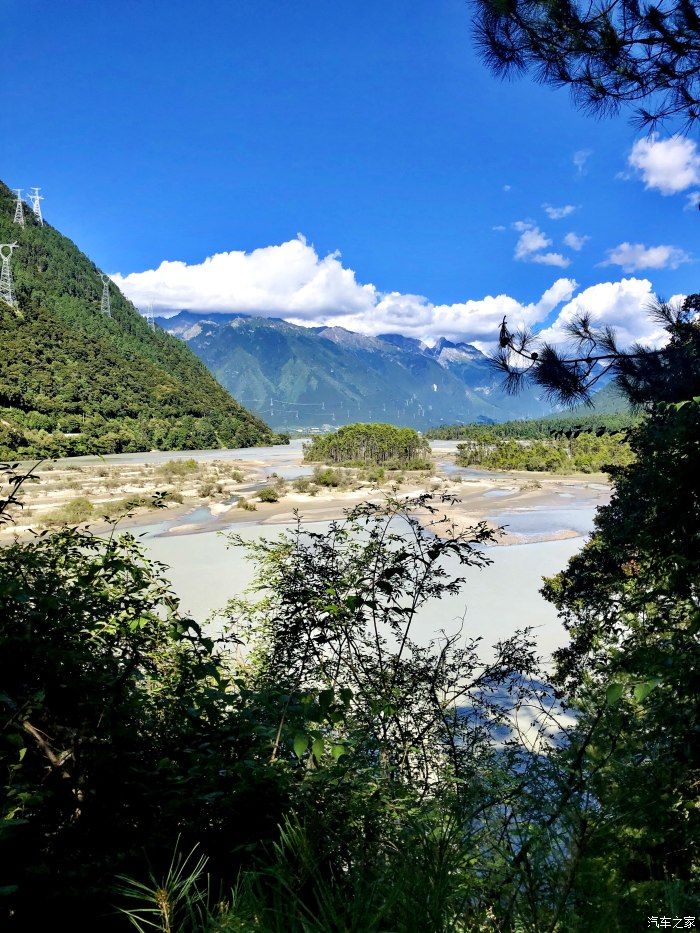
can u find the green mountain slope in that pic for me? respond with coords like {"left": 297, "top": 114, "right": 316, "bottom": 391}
{"left": 0, "top": 182, "right": 278, "bottom": 457}
{"left": 588, "top": 380, "right": 629, "bottom": 414}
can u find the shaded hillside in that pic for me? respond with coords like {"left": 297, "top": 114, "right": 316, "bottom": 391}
{"left": 158, "top": 312, "right": 552, "bottom": 430}
{"left": 0, "top": 182, "right": 278, "bottom": 457}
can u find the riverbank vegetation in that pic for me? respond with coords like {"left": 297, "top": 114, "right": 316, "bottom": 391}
{"left": 2, "top": 292, "right": 698, "bottom": 929}
{"left": 303, "top": 422, "right": 432, "bottom": 469}
{"left": 456, "top": 429, "right": 634, "bottom": 473}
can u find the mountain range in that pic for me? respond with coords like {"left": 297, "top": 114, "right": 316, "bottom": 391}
{"left": 156, "top": 311, "right": 554, "bottom": 431}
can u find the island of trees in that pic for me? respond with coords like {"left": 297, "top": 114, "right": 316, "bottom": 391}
{"left": 303, "top": 422, "right": 432, "bottom": 469}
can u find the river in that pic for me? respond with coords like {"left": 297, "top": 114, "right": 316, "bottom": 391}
{"left": 110, "top": 439, "right": 607, "bottom": 664}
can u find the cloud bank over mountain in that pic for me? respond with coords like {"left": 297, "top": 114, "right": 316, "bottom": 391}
{"left": 113, "top": 236, "right": 666, "bottom": 349}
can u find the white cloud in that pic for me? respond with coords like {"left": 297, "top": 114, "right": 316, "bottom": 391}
{"left": 543, "top": 203, "right": 576, "bottom": 220}
{"left": 530, "top": 251, "right": 571, "bottom": 268}
{"left": 514, "top": 224, "right": 550, "bottom": 258}
{"left": 114, "top": 237, "right": 670, "bottom": 351}
{"left": 503, "top": 184, "right": 512, "bottom": 192}
{"left": 628, "top": 134, "right": 700, "bottom": 195}
{"left": 564, "top": 232, "right": 590, "bottom": 251}
{"left": 113, "top": 235, "right": 580, "bottom": 344}
{"left": 573, "top": 149, "right": 592, "bottom": 175}
{"left": 513, "top": 222, "right": 571, "bottom": 268}
{"left": 601, "top": 241, "right": 692, "bottom": 272}
{"left": 538, "top": 278, "right": 667, "bottom": 350}
{"left": 112, "top": 236, "right": 375, "bottom": 320}
{"left": 492, "top": 224, "right": 506, "bottom": 232}
{"left": 685, "top": 190, "right": 700, "bottom": 211}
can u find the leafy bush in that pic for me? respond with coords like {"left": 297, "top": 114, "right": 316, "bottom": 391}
{"left": 310, "top": 466, "right": 348, "bottom": 488}
{"left": 257, "top": 486, "right": 280, "bottom": 503}
{"left": 156, "top": 458, "right": 198, "bottom": 478}
{"left": 456, "top": 431, "right": 633, "bottom": 473}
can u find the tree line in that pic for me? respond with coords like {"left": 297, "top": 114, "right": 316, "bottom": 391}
{"left": 425, "top": 409, "right": 638, "bottom": 441}
{"left": 456, "top": 430, "right": 633, "bottom": 473}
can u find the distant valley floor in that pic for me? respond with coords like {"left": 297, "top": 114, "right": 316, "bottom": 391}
{"left": 5, "top": 440, "right": 610, "bottom": 548}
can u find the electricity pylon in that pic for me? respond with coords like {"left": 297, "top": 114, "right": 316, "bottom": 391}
{"left": 145, "top": 302, "right": 155, "bottom": 330}
{"left": 100, "top": 274, "right": 112, "bottom": 317}
{"left": 13, "top": 190, "right": 25, "bottom": 227}
{"left": 28, "top": 187, "right": 44, "bottom": 225}
{"left": 0, "top": 243, "right": 19, "bottom": 308}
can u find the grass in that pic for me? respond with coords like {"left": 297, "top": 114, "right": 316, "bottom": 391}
{"left": 43, "top": 496, "right": 94, "bottom": 525}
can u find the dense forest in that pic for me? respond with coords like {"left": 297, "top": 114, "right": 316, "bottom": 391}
{"left": 303, "top": 422, "right": 431, "bottom": 468}
{"left": 0, "top": 181, "right": 281, "bottom": 457}
{"left": 426, "top": 409, "right": 638, "bottom": 441}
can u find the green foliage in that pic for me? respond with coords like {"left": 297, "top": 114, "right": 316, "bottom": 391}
{"left": 455, "top": 429, "right": 634, "bottom": 473}
{"left": 304, "top": 422, "right": 431, "bottom": 468}
{"left": 427, "top": 409, "right": 638, "bottom": 440}
{"left": 42, "top": 494, "right": 94, "bottom": 525}
{"left": 156, "top": 458, "right": 199, "bottom": 479}
{"left": 256, "top": 486, "right": 280, "bottom": 503}
{"left": 0, "top": 181, "right": 280, "bottom": 457}
{"left": 541, "top": 397, "right": 700, "bottom": 912}
{"left": 310, "top": 465, "right": 352, "bottom": 488}
{"left": 472, "top": 0, "right": 700, "bottom": 129}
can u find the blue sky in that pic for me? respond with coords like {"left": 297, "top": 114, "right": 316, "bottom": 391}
{"left": 3, "top": 0, "right": 698, "bottom": 345}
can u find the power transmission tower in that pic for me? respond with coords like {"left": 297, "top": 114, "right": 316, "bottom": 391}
{"left": 0, "top": 243, "right": 19, "bottom": 308}
{"left": 100, "top": 273, "right": 112, "bottom": 317}
{"left": 28, "top": 188, "right": 44, "bottom": 225}
{"left": 145, "top": 303, "right": 156, "bottom": 330}
{"left": 13, "top": 190, "right": 25, "bottom": 227}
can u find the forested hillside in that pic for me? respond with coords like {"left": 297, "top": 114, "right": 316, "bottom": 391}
{"left": 0, "top": 182, "right": 279, "bottom": 457}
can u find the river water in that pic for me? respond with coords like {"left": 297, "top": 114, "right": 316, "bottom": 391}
{"left": 138, "top": 523, "right": 582, "bottom": 663}
{"left": 106, "top": 438, "right": 602, "bottom": 664}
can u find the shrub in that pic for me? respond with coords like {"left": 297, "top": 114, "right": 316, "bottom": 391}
{"left": 197, "top": 481, "right": 223, "bottom": 498}
{"left": 257, "top": 486, "right": 280, "bottom": 503}
{"left": 156, "top": 458, "right": 198, "bottom": 479}
{"left": 44, "top": 496, "right": 94, "bottom": 525}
